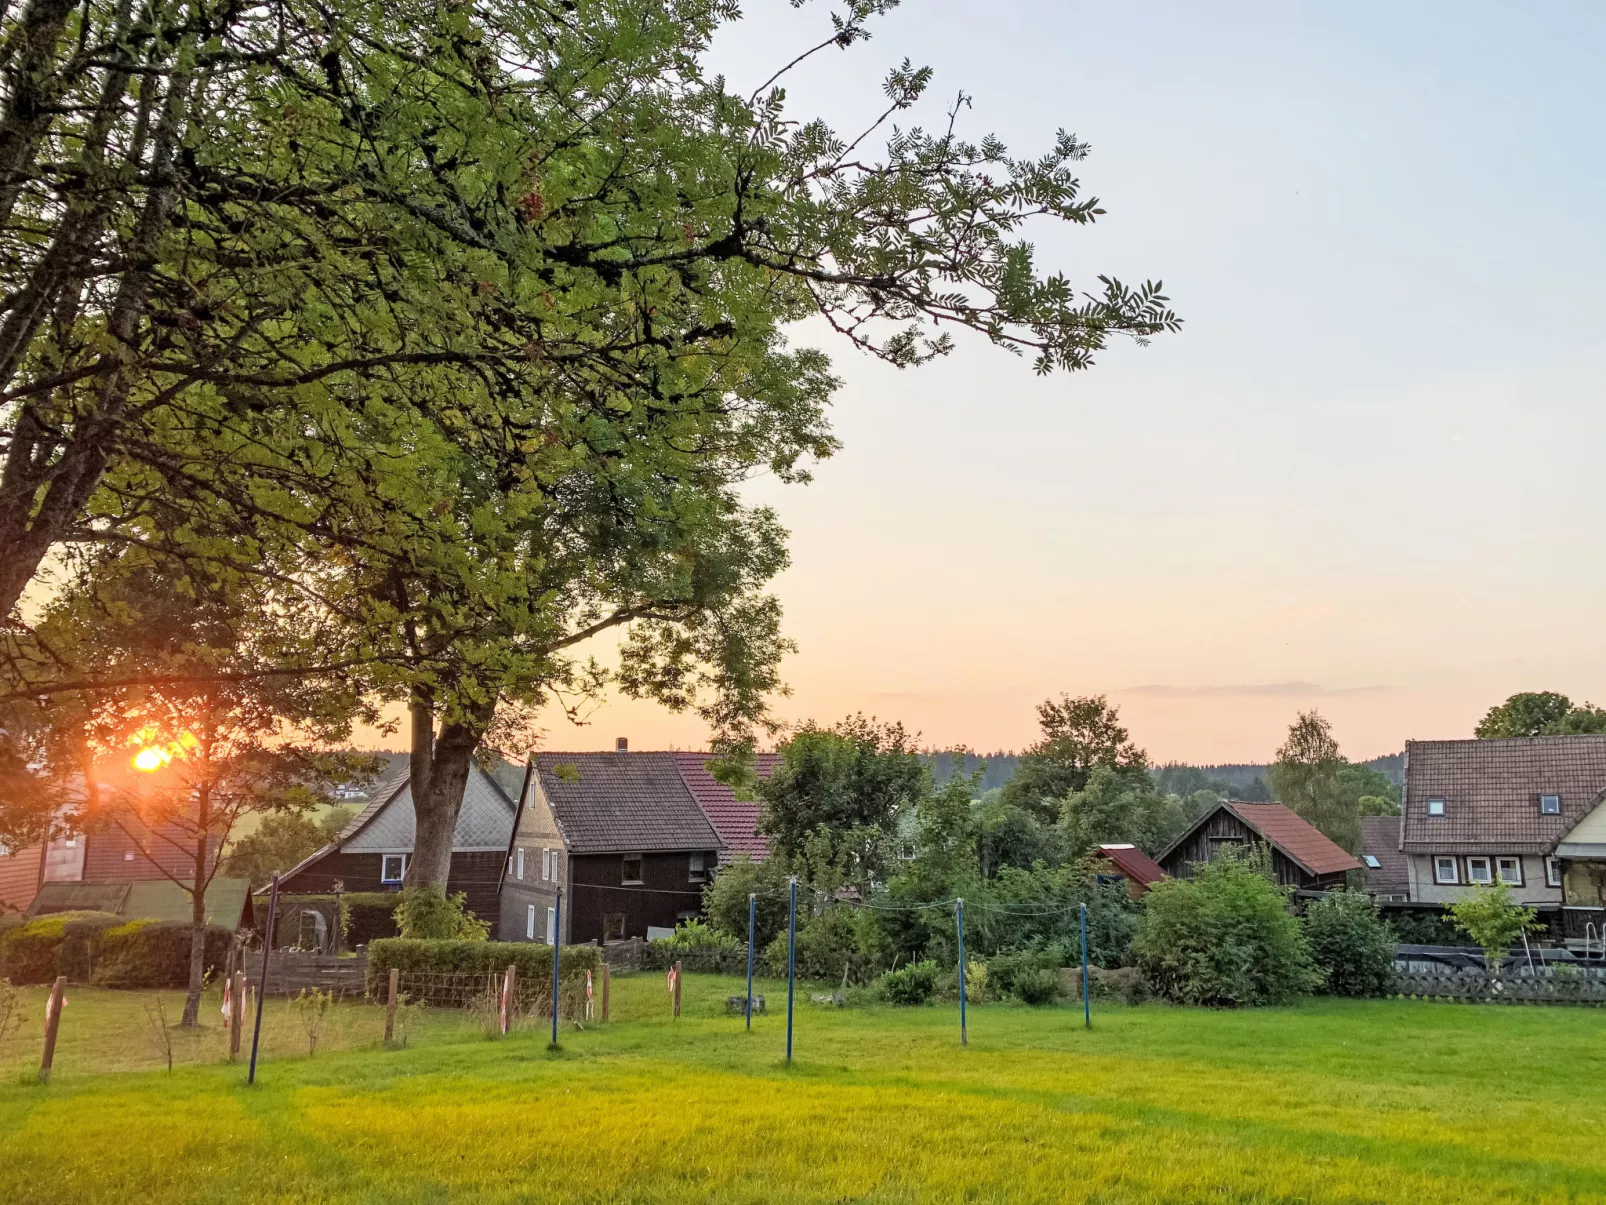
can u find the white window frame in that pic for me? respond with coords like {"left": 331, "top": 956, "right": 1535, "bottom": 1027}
{"left": 1466, "top": 856, "right": 1493, "bottom": 885}
{"left": 1427, "top": 797, "right": 1446, "bottom": 817}
{"left": 526, "top": 903, "right": 536, "bottom": 940}
{"left": 1495, "top": 856, "right": 1523, "bottom": 886}
{"left": 381, "top": 853, "right": 407, "bottom": 884}
{"left": 516, "top": 847, "right": 525, "bottom": 881}
{"left": 546, "top": 906, "right": 557, "bottom": 944}
{"left": 689, "top": 851, "right": 706, "bottom": 883}
{"left": 1546, "top": 856, "right": 1563, "bottom": 888}
{"left": 622, "top": 853, "right": 644, "bottom": 885}
{"left": 1539, "top": 794, "right": 1561, "bottom": 816}
{"left": 542, "top": 848, "right": 552, "bottom": 881}
{"left": 1434, "top": 856, "right": 1459, "bottom": 884}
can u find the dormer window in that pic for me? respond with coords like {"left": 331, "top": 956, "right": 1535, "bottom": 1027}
{"left": 1427, "top": 797, "right": 1446, "bottom": 817}
{"left": 1539, "top": 794, "right": 1561, "bottom": 815}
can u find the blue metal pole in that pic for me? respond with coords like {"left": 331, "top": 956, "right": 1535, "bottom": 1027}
{"left": 746, "top": 892, "right": 756, "bottom": 1031}
{"left": 248, "top": 873, "right": 278, "bottom": 1084}
{"left": 1080, "top": 901, "right": 1090, "bottom": 1030}
{"left": 785, "top": 877, "right": 797, "bottom": 1063}
{"left": 551, "top": 891, "right": 562, "bottom": 1047}
{"left": 957, "top": 898, "right": 967, "bottom": 1047}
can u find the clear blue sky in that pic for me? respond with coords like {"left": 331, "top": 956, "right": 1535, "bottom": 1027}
{"left": 536, "top": 1, "right": 1606, "bottom": 762}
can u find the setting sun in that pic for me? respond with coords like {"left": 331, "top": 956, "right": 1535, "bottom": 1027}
{"left": 132, "top": 746, "right": 172, "bottom": 772}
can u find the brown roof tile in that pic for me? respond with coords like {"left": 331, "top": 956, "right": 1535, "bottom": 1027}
{"left": 535, "top": 752, "right": 722, "bottom": 856}
{"left": 1358, "top": 816, "right": 1408, "bottom": 895}
{"left": 673, "top": 752, "right": 780, "bottom": 860}
{"left": 1226, "top": 802, "right": 1363, "bottom": 876}
{"left": 1401, "top": 736, "right": 1606, "bottom": 855}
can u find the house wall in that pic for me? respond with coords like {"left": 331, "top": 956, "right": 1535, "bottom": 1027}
{"left": 566, "top": 850, "right": 710, "bottom": 944}
{"left": 1158, "top": 809, "right": 1320, "bottom": 890}
{"left": 1405, "top": 853, "right": 1562, "bottom": 907}
{"left": 498, "top": 779, "right": 566, "bottom": 941}
{"left": 276, "top": 850, "right": 507, "bottom": 931}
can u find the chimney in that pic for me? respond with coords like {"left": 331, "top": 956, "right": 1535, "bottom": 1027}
{"left": 615, "top": 737, "right": 628, "bottom": 753}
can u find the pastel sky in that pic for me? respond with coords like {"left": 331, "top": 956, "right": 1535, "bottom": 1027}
{"left": 513, "top": 1, "right": 1606, "bottom": 763}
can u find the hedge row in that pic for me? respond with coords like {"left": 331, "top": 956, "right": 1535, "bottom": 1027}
{"left": 274, "top": 892, "right": 401, "bottom": 947}
{"left": 643, "top": 942, "right": 749, "bottom": 975}
{"left": 365, "top": 938, "right": 603, "bottom": 999}
{"left": 0, "top": 911, "right": 234, "bottom": 987}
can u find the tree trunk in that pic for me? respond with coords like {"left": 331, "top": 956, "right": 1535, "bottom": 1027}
{"left": 405, "top": 698, "right": 495, "bottom": 892}
{"left": 181, "top": 783, "right": 210, "bottom": 1027}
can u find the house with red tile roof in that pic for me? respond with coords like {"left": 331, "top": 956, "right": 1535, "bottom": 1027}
{"left": 1155, "top": 800, "right": 1361, "bottom": 893}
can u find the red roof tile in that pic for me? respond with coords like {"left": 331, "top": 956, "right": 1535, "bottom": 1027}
{"left": 1095, "top": 844, "right": 1167, "bottom": 885}
{"left": 1227, "top": 802, "right": 1363, "bottom": 876}
{"left": 674, "top": 752, "right": 781, "bottom": 861}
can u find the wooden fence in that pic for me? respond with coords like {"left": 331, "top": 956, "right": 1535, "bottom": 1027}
{"left": 1393, "top": 966, "right": 1606, "bottom": 1005}
{"left": 259, "top": 950, "right": 368, "bottom": 996}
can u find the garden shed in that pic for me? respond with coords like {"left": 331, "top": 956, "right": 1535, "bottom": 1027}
{"left": 1156, "top": 801, "right": 1361, "bottom": 892}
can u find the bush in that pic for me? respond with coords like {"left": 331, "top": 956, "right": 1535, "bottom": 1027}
{"left": 1012, "top": 967, "right": 1061, "bottom": 1006}
{"left": 365, "top": 938, "right": 602, "bottom": 1005}
{"left": 1384, "top": 907, "right": 1463, "bottom": 946}
{"left": 341, "top": 893, "right": 402, "bottom": 946}
{"left": 1302, "top": 890, "right": 1396, "bottom": 997}
{"left": 393, "top": 887, "right": 489, "bottom": 941}
{"left": 1132, "top": 853, "right": 1320, "bottom": 1007}
{"left": 91, "top": 921, "right": 235, "bottom": 989}
{"left": 0, "top": 912, "right": 124, "bottom": 984}
{"left": 763, "top": 904, "right": 882, "bottom": 985}
{"left": 878, "top": 960, "right": 940, "bottom": 1005}
{"left": 702, "top": 854, "right": 794, "bottom": 949}
{"left": 1448, "top": 881, "right": 1541, "bottom": 969}
{"left": 985, "top": 949, "right": 1059, "bottom": 998}
{"left": 646, "top": 919, "right": 747, "bottom": 974}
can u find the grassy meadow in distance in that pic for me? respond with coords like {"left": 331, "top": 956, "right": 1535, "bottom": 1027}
{"left": 3, "top": 972, "right": 1605, "bottom": 1203}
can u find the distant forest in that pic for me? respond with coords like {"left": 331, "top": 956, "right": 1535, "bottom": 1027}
{"left": 925, "top": 750, "right": 1405, "bottom": 797}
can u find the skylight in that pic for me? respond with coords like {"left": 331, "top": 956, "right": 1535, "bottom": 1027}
{"left": 1362, "top": 854, "right": 1381, "bottom": 869}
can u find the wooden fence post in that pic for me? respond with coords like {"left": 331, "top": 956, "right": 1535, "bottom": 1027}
{"left": 384, "top": 967, "right": 400, "bottom": 1045}
{"left": 501, "top": 964, "right": 516, "bottom": 1035}
{"left": 673, "top": 960, "right": 682, "bottom": 1019}
{"left": 39, "top": 976, "right": 66, "bottom": 1083}
{"left": 229, "top": 971, "right": 246, "bottom": 1060}
{"left": 601, "top": 963, "right": 611, "bottom": 1022}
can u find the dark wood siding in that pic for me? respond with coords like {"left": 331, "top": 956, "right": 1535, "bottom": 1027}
{"left": 566, "top": 849, "right": 713, "bottom": 944}
{"left": 1159, "top": 808, "right": 1342, "bottom": 892}
{"left": 276, "top": 850, "right": 506, "bottom": 932}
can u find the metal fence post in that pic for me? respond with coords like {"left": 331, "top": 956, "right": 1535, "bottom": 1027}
{"left": 1080, "top": 901, "right": 1091, "bottom": 1030}
{"left": 746, "top": 892, "right": 756, "bottom": 1031}
{"left": 785, "top": 877, "right": 797, "bottom": 1064}
{"left": 550, "top": 891, "right": 562, "bottom": 1048}
{"left": 957, "top": 898, "right": 967, "bottom": 1047}
{"left": 248, "top": 873, "right": 279, "bottom": 1084}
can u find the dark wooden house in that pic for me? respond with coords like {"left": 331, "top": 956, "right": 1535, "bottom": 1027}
{"left": 502, "top": 749, "right": 739, "bottom": 945}
{"left": 273, "top": 760, "right": 522, "bottom": 929}
{"left": 1156, "top": 801, "right": 1361, "bottom": 892}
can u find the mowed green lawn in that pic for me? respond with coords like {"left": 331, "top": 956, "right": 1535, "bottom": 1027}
{"left": 3, "top": 972, "right": 1605, "bottom": 1204}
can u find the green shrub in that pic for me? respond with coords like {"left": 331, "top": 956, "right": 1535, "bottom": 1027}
{"left": 1012, "top": 967, "right": 1060, "bottom": 1006}
{"left": 365, "top": 938, "right": 602, "bottom": 1005}
{"left": 0, "top": 911, "right": 123, "bottom": 984}
{"left": 763, "top": 905, "right": 882, "bottom": 985}
{"left": 1302, "top": 890, "right": 1396, "bottom": 997}
{"left": 1132, "top": 853, "right": 1320, "bottom": 1007}
{"left": 341, "top": 892, "right": 402, "bottom": 945}
{"left": 1448, "top": 881, "right": 1541, "bottom": 969}
{"left": 878, "top": 960, "right": 940, "bottom": 1005}
{"left": 702, "top": 854, "right": 794, "bottom": 949}
{"left": 394, "top": 887, "right": 489, "bottom": 941}
{"left": 91, "top": 920, "right": 235, "bottom": 989}
{"left": 1384, "top": 907, "right": 1463, "bottom": 946}
{"left": 985, "top": 949, "right": 1060, "bottom": 998}
{"left": 646, "top": 919, "right": 747, "bottom": 974}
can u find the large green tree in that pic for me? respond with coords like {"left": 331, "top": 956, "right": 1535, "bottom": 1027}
{"left": 1000, "top": 694, "right": 1149, "bottom": 822}
{"left": 1265, "top": 710, "right": 1360, "bottom": 853}
{"left": 1475, "top": 692, "right": 1606, "bottom": 739}
{"left": 3, "top": 0, "right": 1179, "bottom": 887}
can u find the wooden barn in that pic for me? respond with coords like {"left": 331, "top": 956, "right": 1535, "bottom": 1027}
{"left": 1156, "top": 801, "right": 1361, "bottom": 892}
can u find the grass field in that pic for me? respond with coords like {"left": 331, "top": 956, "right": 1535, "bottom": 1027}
{"left": 3, "top": 972, "right": 1606, "bottom": 1203}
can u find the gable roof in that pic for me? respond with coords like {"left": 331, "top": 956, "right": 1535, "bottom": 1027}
{"left": 29, "top": 877, "right": 254, "bottom": 928}
{"left": 339, "top": 760, "right": 517, "bottom": 853}
{"left": 1401, "top": 736, "right": 1606, "bottom": 855}
{"left": 1158, "top": 801, "right": 1362, "bottom": 878}
{"left": 1226, "top": 802, "right": 1362, "bottom": 876}
{"left": 1358, "top": 815, "right": 1408, "bottom": 895}
{"left": 1095, "top": 844, "right": 1167, "bottom": 885}
{"left": 673, "top": 752, "right": 781, "bottom": 860}
{"left": 534, "top": 752, "right": 722, "bottom": 856}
